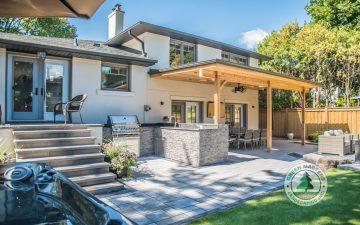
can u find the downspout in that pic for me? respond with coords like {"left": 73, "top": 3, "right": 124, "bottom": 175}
{"left": 128, "top": 29, "right": 147, "bottom": 57}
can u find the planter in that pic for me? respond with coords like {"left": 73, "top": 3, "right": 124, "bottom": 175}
{"left": 287, "top": 133, "right": 294, "bottom": 140}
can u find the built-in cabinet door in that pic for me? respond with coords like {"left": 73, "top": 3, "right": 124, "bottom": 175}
{"left": 43, "top": 59, "right": 69, "bottom": 121}
{"left": 12, "top": 57, "right": 40, "bottom": 120}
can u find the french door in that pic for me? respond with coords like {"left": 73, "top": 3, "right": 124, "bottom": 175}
{"left": 9, "top": 56, "right": 69, "bottom": 121}
{"left": 43, "top": 60, "right": 69, "bottom": 121}
{"left": 12, "top": 57, "right": 40, "bottom": 120}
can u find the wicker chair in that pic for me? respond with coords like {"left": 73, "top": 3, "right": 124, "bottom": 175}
{"left": 238, "top": 129, "right": 253, "bottom": 150}
{"left": 260, "top": 129, "right": 267, "bottom": 146}
{"left": 54, "top": 94, "right": 87, "bottom": 124}
{"left": 252, "top": 130, "right": 261, "bottom": 148}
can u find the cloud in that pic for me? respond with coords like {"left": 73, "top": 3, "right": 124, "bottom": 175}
{"left": 239, "top": 28, "right": 269, "bottom": 49}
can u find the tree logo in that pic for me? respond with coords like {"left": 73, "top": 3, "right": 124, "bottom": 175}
{"left": 284, "top": 163, "right": 327, "bottom": 206}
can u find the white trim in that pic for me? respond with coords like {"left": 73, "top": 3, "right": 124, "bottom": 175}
{"left": 170, "top": 95, "right": 206, "bottom": 102}
{"left": 96, "top": 89, "right": 136, "bottom": 97}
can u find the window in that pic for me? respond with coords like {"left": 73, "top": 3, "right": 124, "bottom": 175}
{"left": 170, "top": 39, "right": 196, "bottom": 67}
{"left": 101, "top": 64, "right": 129, "bottom": 91}
{"left": 221, "top": 51, "right": 248, "bottom": 65}
{"left": 171, "top": 101, "right": 202, "bottom": 123}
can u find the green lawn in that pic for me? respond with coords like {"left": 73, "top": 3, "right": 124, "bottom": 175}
{"left": 190, "top": 169, "right": 360, "bottom": 225}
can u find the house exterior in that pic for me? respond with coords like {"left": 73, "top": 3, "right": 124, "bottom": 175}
{"left": 0, "top": 6, "right": 279, "bottom": 130}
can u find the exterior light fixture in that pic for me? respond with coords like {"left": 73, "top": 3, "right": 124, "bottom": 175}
{"left": 233, "top": 83, "right": 247, "bottom": 93}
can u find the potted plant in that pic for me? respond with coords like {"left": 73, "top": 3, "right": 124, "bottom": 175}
{"left": 287, "top": 132, "right": 294, "bottom": 140}
{"left": 162, "top": 116, "right": 170, "bottom": 123}
{"left": 102, "top": 141, "right": 137, "bottom": 178}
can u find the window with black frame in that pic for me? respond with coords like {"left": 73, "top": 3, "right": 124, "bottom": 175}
{"left": 170, "top": 39, "right": 196, "bottom": 67}
{"left": 101, "top": 64, "right": 129, "bottom": 91}
{"left": 221, "top": 51, "right": 248, "bottom": 65}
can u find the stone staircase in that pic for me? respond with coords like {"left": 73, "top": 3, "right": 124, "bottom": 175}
{"left": 13, "top": 124, "right": 123, "bottom": 195}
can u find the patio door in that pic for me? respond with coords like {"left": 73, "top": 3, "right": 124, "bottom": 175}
{"left": 12, "top": 57, "right": 41, "bottom": 120}
{"left": 43, "top": 59, "right": 69, "bottom": 121}
{"left": 9, "top": 56, "right": 69, "bottom": 121}
{"left": 171, "top": 101, "right": 202, "bottom": 123}
{"left": 185, "top": 102, "right": 200, "bottom": 123}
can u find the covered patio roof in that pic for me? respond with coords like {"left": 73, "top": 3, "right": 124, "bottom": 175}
{"left": 149, "top": 59, "right": 320, "bottom": 151}
{"left": 149, "top": 59, "right": 319, "bottom": 92}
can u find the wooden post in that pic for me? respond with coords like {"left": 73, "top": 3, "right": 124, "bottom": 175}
{"left": 214, "top": 73, "right": 220, "bottom": 125}
{"left": 301, "top": 88, "right": 306, "bottom": 146}
{"left": 267, "top": 81, "right": 272, "bottom": 152}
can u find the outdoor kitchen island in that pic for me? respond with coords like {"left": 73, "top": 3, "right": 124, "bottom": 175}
{"left": 143, "top": 124, "right": 229, "bottom": 167}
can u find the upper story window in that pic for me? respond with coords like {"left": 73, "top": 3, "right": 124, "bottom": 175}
{"left": 221, "top": 51, "right": 248, "bottom": 65}
{"left": 101, "top": 63, "right": 129, "bottom": 91}
{"left": 170, "top": 39, "right": 196, "bottom": 67}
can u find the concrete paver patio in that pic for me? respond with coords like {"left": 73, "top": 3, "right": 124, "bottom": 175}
{"left": 98, "top": 139, "right": 317, "bottom": 225}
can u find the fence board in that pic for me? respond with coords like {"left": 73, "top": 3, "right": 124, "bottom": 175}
{"left": 259, "top": 107, "right": 360, "bottom": 138}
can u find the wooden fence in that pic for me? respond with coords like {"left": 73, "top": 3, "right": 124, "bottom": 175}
{"left": 259, "top": 107, "right": 360, "bottom": 138}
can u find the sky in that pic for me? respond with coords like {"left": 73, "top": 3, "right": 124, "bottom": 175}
{"left": 70, "top": 0, "right": 311, "bottom": 50}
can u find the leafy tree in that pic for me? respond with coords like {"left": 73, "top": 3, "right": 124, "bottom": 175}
{"left": 0, "top": 18, "right": 77, "bottom": 38}
{"left": 306, "top": 0, "right": 360, "bottom": 29}
{"left": 296, "top": 172, "right": 314, "bottom": 192}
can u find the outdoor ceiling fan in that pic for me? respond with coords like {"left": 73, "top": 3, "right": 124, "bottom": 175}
{"left": 233, "top": 83, "right": 247, "bottom": 93}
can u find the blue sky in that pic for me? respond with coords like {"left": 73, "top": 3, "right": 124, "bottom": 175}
{"left": 70, "top": 0, "right": 310, "bottom": 49}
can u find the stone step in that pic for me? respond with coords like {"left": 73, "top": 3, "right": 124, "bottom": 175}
{"left": 12, "top": 124, "right": 89, "bottom": 131}
{"left": 16, "top": 145, "right": 101, "bottom": 159}
{"left": 55, "top": 162, "right": 110, "bottom": 177}
{"left": 70, "top": 173, "right": 117, "bottom": 187}
{"left": 83, "top": 181, "right": 124, "bottom": 195}
{"left": 13, "top": 129, "right": 92, "bottom": 139}
{"left": 14, "top": 137, "right": 96, "bottom": 148}
{"left": 17, "top": 153, "right": 104, "bottom": 167}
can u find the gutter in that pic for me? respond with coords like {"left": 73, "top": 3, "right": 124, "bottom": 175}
{"left": 128, "top": 29, "right": 147, "bottom": 57}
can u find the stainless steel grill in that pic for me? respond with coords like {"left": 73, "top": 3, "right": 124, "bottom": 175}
{"left": 107, "top": 115, "right": 140, "bottom": 136}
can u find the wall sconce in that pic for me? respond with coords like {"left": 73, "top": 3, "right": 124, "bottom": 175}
{"left": 252, "top": 105, "right": 255, "bottom": 109}
{"left": 160, "top": 101, "right": 164, "bottom": 105}
{"left": 144, "top": 105, "right": 151, "bottom": 112}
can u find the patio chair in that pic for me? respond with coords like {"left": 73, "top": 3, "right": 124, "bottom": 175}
{"left": 252, "top": 130, "right": 261, "bottom": 148}
{"left": 238, "top": 129, "right": 253, "bottom": 150}
{"left": 54, "top": 94, "right": 88, "bottom": 124}
{"left": 260, "top": 129, "right": 267, "bottom": 146}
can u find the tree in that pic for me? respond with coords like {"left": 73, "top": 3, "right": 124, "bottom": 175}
{"left": 296, "top": 172, "right": 314, "bottom": 192}
{"left": 0, "top": 17, "right": 77, "bottom": 38}
{"left": 306, "top": 0, "right": 360, "bottom": 29}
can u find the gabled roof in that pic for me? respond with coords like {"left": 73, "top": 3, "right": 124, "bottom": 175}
{"left": 105, "top": 21, "right": 271, "bottom": 61}
{"left": 0, "top": 32, "right": 157, "bottom": 66}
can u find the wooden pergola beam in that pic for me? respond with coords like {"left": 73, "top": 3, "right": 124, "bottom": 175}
{"left": 300, "top": 88, "right": 306, "bottom": 145}
{"left": 267, "top": 81, "right": 272, "bottom": 152}
{"left": 214, "top": 73, "right": 221, "bottom": 125}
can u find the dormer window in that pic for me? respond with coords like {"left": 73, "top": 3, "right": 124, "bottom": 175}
{"left": 170, "top": 39, "right": 196, "bottom": 67}
{"left": 222, "top": 51, "right": 248, "bottom": 65}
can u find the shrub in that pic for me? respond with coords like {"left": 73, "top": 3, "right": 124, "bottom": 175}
{"left": 311, "top": 131, "right": 324, "bottom": 143}
{"left": 0, "top": 151, "right": 13, "bottom": 165}
{"left": 101, "top": 141, "right": 137, "bottom": 178}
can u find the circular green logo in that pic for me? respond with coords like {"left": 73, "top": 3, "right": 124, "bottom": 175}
{"left": 284, "top": 163, "right": 327, "bottom": 206}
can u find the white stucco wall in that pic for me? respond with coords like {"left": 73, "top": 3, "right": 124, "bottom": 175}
{"left": 249, "top": 57, "right": 260, "bottom": 68}
{"left": 0, "top": 48, "right": 6, "bottom": 124}
{"left": 146, "top": 79, "right": 259, "bottom": 129}
{"left": 123, "top": 32, "right": 170, "bottom": 69}
{"left": 71, "top": 57, "right": 148, "bottom": 124}
{"left": 197, "top": 45, "right": 221, "bottom": 61}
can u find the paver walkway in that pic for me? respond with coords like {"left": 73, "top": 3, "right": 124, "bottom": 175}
{"left": 98, "top": 139, "right": 316, "bottom": 225}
